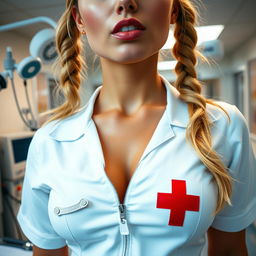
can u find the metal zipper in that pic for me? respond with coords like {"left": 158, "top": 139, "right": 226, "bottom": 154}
{"left": 119, "top": 204, "right": 129, "bottom": 256}
{"left": 90, "top": 115, "right": 171, "bottom": 255}
{"left": 90, "top": 120, "right": 134, "bottom": 255}
{"left": 90, "top": 121, "right": 138, "bottom": 255}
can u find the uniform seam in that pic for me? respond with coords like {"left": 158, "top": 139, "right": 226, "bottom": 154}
{"left": 185, "top": 182, "right": 203, "bottom": 243}
{"left": 64, "top": 214, "right": 82, "bottom": 255}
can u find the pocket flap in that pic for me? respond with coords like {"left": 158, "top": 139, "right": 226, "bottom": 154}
{"left": 54, "top": 198, "right": 89, "bottom": 216}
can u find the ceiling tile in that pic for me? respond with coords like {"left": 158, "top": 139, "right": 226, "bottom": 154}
{"left": 0, "top": 1, "right": 14, "bottom": 13}
{"left": 198, "top": 0, "right": 242, "bottom": 25}
{"left": 230, "top": 0, "right": 256, "bottom": 24}
{"left": 220, "top": 23, "right": 256, "bottom": 55}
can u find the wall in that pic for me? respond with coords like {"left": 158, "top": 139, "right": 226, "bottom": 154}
{"left": 158, "top": 36, "right": 256, "bottom": 153}
{"left": 220, "top": 33, "right": 256, "bottom": 153}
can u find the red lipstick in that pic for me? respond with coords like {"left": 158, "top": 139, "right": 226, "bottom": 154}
{"left": 111, "top": 18, "right": 146, "bottom": 41}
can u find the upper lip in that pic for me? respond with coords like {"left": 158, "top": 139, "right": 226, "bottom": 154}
{"left": 111, "top": 18, "right": 146, "bottom": 34}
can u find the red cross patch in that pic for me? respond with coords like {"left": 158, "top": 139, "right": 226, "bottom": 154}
{"left": 156, "top": 180, "right": 200, "bottom": 226}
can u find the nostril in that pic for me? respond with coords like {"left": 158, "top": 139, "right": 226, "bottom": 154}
{"left": 118, "top": 6, "right": 123, "bottom": 12}
{"left": 117, "top": 3, "right": 136, "bottom": 13}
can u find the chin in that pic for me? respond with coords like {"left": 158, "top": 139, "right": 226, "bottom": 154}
{"left": 99, "top": 50, "right": 158, "bottom": 65}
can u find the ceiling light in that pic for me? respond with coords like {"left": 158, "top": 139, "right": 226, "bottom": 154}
{"left": 162, "top": 25, "right": 224, "bottom": 50}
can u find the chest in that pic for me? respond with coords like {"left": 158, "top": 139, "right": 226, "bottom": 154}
{"left": 92, "top": 107, "right": 166, "bottom": 203}
{"left": 46, "top": 134, "right": 218, "bottom": 254}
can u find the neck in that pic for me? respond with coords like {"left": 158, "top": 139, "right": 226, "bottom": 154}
{"left": 96, "top": 53, "right": 166, "bottom": 116}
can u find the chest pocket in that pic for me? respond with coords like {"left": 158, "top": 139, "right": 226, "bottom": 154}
{"left": 48, "top": 191, "right": 90, "bottom": 242}
{"left": 48, "top": 191, "right": 111, "bottom": 245}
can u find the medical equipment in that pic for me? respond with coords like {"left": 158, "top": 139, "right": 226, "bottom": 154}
{"left": 0, "top": 17, "right": 58, "bottom": 130}
{"left": 16, "top": 56, "right": 42, "bottom": 80}
{"left": 4, "top": 47, "right": 42, "bottom": 81}
{"left": 0, "top": 17, "right": 57, "bottom": 65}
{"left": 1, "top": 47, "right": 39, "bottom": 131}
{"left": 0, "top": 168, "right": 3, "bottom": 237}
{"left": 0, "top": 72, "right": 7, "bottom": 91}
{"left": 30, "top": 28, "right": 57, "bottom": 65}
{"left": 0, "top": 132, "right": 34, "bottom": 240}
{"left": 0, "top": 242, "right": 32, "bottom": 256}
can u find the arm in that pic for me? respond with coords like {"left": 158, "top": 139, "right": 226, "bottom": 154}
{"left": 33, "top": 245, "right": 69, "bottom": 256}
{"left": 207, "top": 227, "right": 248, "bottom": 256}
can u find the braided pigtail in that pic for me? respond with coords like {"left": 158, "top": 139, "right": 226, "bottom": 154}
{"left": 42, "top": 0, "right": 85, "bottom": 124}
{"left": 172, "top": 0, "right": 232, "bottom": 214}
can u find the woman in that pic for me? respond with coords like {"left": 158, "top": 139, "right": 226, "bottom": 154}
{"left": 17, "top": 0, "right": 256, "bottom": 255}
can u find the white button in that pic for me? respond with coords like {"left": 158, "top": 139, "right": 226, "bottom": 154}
{"left": 54, "top": 207, "right": 60, "bottom": 215}
{"left": 80, "top": 199, "right": 89, "bottom": 207}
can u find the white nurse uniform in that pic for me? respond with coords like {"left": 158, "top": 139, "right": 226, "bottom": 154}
{"left": 17, "top": 75, "right": 256, "bottom": 256}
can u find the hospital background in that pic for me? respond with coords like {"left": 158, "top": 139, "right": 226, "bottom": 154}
{"left": 0, "top": 0, "right": 255, "bottom": 255}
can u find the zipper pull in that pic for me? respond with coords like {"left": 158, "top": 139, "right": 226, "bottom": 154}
{"left": 119, "top": 204, "right": 129, "bottom": 235}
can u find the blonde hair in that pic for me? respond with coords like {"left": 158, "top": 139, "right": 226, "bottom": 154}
{"left": 44, "top": 0, "right": 232, "bottom": 214}
{"left": 42, "top": 0, "right": 85, "bottom": 121}
{"left": 172, "top": 0, "right": 232, "bottom": 213}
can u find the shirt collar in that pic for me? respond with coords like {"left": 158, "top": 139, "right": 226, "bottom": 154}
{"left": 49, "top": 74, "right": 217, "bottom": 141}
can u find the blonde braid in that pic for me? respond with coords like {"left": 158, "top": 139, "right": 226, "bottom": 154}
{"left": 42, "top": 0, "right": 85, "bottom": 124}
{"left": 172, "top": 0, "right": 232, "bottom": 214}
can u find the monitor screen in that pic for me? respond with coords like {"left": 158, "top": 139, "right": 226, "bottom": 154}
{"left": 11, "top": 137, "right": 33, "bottom": 164}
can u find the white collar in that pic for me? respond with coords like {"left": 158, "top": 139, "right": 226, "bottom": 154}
{"left": 49, "top": 74, "right": 217, "bottom": 141}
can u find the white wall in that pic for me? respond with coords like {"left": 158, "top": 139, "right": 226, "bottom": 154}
{"left": 137, "top": 39, "right": 256, "bottom": 153}
{"left": 160, "top": 35, "right": 256, "bottom": 153}
{"left": 219, "top": 34, "right": 256, "bottom": 153}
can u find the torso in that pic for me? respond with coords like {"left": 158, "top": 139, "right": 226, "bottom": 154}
{"left": 92, "top": 105, "right": 166, "bottom": 203}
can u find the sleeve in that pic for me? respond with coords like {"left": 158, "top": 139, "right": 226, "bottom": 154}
{"left": 211, "top": 105, "right": 256, "bottom": 232}
{"left": 17, "top": 132, "right": 67, "bottom": 249}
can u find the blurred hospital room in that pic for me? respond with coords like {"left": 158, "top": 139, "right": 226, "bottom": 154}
{"left": 0, "top": 0, "right": 256, "bottom": 255}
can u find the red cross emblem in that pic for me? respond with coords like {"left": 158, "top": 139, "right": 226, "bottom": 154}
{"left": 156, "top": 180, "right": 200, "bottom": 226}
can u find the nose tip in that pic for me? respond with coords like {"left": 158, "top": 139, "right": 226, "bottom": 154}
{"left": 116, "top": 0, "right": 138, "bottom": 14}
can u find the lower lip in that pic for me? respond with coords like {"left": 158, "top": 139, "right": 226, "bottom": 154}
{"left": 111, "top": 30, "right": 144, "bottom": 41}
